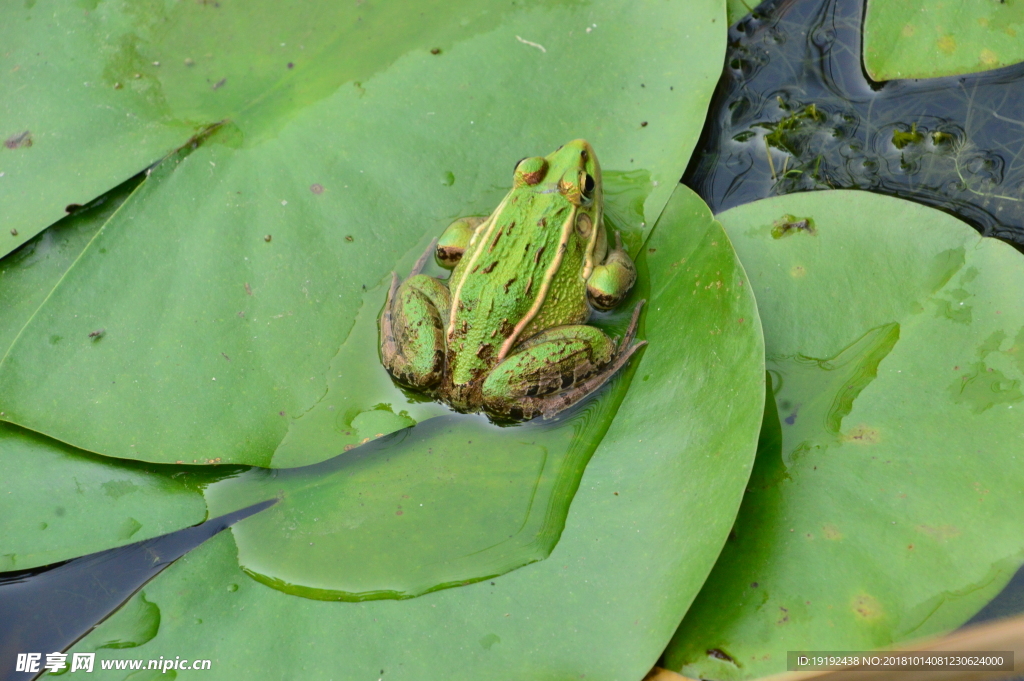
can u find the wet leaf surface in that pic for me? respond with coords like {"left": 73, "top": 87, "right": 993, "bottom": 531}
{"left": 665, "top": 190, "right": 1024, "bottom": 680}
{"left": 67, "top": 185, "right": 765, "bottom": 680}
{"left": 864, "top": 0, "right": 1024, "bottom": 81}
{"left": 0, "top": 0, "right": 725, "bottom": 466}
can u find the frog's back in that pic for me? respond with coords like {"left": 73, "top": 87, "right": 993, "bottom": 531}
{"left": 445, "top": 193, "right": 587, "bottom": 388}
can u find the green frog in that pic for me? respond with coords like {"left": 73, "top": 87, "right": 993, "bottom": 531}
{"left": 380, "top": 140, "right": 645, "bottom": 421}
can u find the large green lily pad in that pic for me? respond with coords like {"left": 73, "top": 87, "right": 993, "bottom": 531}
{"left": 0, "top": 176, "right": 226, "bottom": 571}
{"left": 69, "top": 185, "right": 765, "bottom": 680}
{"left": 0, "top": 0, "right": 725, "bottom": 467}
{"left": 0, "top": 423, "right": 210, "bottom": 571}
{"left": 203, "top": 283, "right": 646, "bottom": 601}
{"left": 0, "top": 0, "right": 556, "bottom": 257}
{"left": 0, "top": 176, "right": 140, "bottom": 359}
{"left": 665, "top": 190, "right": 1024, "bottom": 679}
{"left": 864, "top": 0, "right": 1024, "bottom": 81}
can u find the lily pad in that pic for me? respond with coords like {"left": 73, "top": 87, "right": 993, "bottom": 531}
{"left": 0, "top": 0, "right": 560, "bottom": 257}
{"left": 0, "top": 175, "right": 141, "bottom": 358}
{"left": 665, "top": 190, "right": 1024, "bottom": 679}
{"left": 69, "top": 185, "right": 765, "bottom": 680}
{"left": 0, "top": 423, "right": 211, "bottom": 571}
{"left": 203, "top": 280, "right": 647, "bottom": 601}
{"left": 0, "top": 0, "right": 725, "bottom": 467}
{"left": 728, "top": 0, "right": 755, "bottom": 26}
{"left": 864, "top": 0, "right": 1024, "bottom": 81}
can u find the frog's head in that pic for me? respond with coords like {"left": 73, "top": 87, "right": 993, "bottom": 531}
{"left": 513, "top": 139, "right": 602, "bottom": 206}
{"left": 511, "top": 139, "right": 603, "bottom": 245}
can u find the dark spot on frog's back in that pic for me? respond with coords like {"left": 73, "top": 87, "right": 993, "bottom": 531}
{"left": 488, "top": 226, "right": 506, "bottom": 251}
{"left": 533, "top": 245, "right": 546, "bottom": 264}
{"left": 476, "top": 344, "right": 494, "bottom": 362}
{"left": 482, "top": 261, "right": 498, "bottom": 274}
{"left": 503, "top": 277, "right": 516, "bottom": 293}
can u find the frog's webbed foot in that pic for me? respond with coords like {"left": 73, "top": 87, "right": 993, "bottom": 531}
{"left": 380, "top": 248, "right": 451, "bottom": 390}
{"left": 480, "top": 300, "right": 647, "bottom": 421}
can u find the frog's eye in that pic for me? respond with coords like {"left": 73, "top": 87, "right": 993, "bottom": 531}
{"left": 515, "top": 157, "right": 548, "bottom": 186}
{"left": 581, "top": 173, "right": 596, "bottom": 202}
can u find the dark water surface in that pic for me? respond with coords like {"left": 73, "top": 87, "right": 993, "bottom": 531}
{"left": 0, "top": 503, "right": 273, "bottom": 681}
{"left": 684, "top": 0, "right": 1024, "bottom": 247}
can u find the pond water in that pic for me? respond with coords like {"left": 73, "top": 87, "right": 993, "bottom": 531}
{"left": 685, "top": 0, "right": 1024, "bottom": 248}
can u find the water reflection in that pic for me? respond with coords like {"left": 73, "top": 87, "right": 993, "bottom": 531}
{"left": 685, "top": 0, "right": 1024, "bottom": 246}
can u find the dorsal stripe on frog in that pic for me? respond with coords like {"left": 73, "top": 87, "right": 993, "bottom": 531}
{"left": 496, "top": 207, "right": 577, "bottom": 362}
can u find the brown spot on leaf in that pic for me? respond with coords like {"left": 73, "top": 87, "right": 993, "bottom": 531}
{"left": 707, "top": 649, "right": 737, "bottom": 665}
{"left": 772, "top": 214, "right": 817, "bottom": 238}
{"left": 822, "top": 524, "right": 842, "bottom": 540}
{"left": 844, "top": 425, "right": 880, "bottom": 444}
{"left": 5, "top": 131, "right": 32, "bottom": 149}
{"left": 310, "top": 183, "right": 324, "bottom": 194}
{"left": 916, "top": 524, "right": 960, "bottom": 540}
{"left": 852, "top": 593, "right": 883, "bottom": 620}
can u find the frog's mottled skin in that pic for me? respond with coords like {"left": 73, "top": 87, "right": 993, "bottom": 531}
{"left": 380, "top": 140, "right": 645, "bottom": 421}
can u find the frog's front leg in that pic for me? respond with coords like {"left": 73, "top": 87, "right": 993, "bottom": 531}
{"left": 587, "top": 232, "right": 637, "bottom": 310}
{"left": 480, "top": 301, "right": 646, "bottom": 420}
{"left": 435, "top": 216, "right": 487, "bottom": 269}
{"left": 380, "top": 272, "right": 451, "bottom": 390}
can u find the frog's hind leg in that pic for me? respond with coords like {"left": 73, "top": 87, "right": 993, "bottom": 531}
{"left": 481, "top": 300, "right": 647, "bottom": 421}
{"left": 380, "top": 255, "right": 451, "bottom": 389}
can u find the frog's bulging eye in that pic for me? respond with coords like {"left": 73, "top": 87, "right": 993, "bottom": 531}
{"left": 581, "top": 173, "right": 596, "bottom": 201}
{"left": 515, "top": 157, "right": 548, "bottom": 186}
